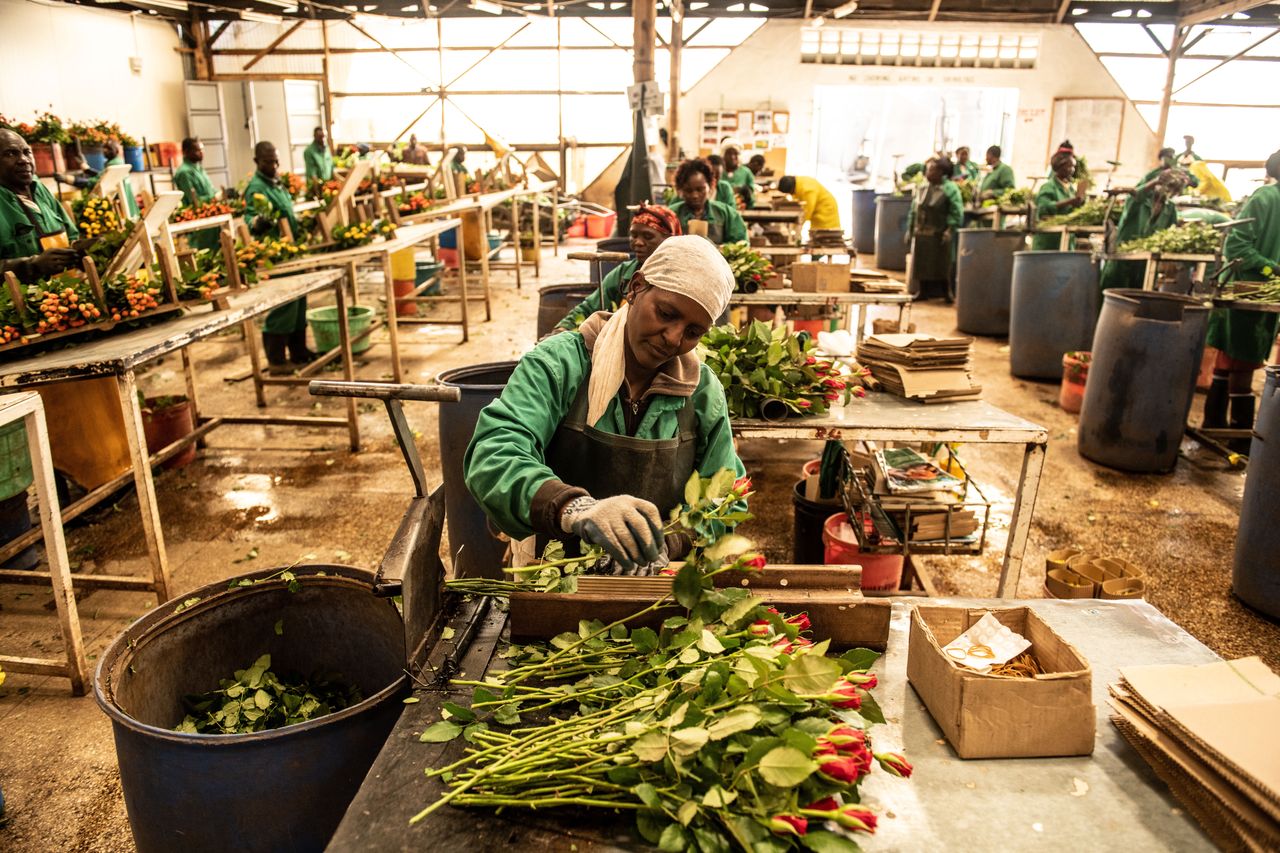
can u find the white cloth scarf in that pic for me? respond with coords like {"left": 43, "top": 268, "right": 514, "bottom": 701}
{"left": 586, "top": 235, "right": 734, "bottom": 426}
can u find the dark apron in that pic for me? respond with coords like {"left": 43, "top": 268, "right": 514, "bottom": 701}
{"left": 541, "top": 378, "right": 698, "bottom": 555}
{"left": 912, "top": 185, "right": 952, "bottom": 283}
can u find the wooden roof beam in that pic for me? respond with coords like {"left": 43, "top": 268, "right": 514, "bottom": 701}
{"left": 1178, "top": 0, "right": 1273, "bottom": 25}
{"left": 929, "top": 0, "right": 943, "bottom": 20}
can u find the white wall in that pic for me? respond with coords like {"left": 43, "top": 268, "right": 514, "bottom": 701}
{"left": 680, "top": 21, "right": 1156, "bottom": 189}
{"left": 0, "top": 0, "right": 188, "bottom": 145}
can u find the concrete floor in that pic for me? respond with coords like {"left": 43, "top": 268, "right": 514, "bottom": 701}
{"left": 1, "top": 244, "right": 1276, "bottom": 851}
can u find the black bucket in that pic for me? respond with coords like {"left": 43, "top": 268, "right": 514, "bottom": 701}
{"left": 1233, "top": 366, "right": 1280, "bottom": 618}
{"left": 793, "top": 480, "right": 838, "bottom": 564}
{"left": 94, "top": 565, "right": 406, "bottom": 853}
{"left": 1009, "top": 251, "right": 1099, "bottom": 378}
{"left": 536, "top": 282, "right": 596, "bottom": 339}
{"left": 873, "top": 195, "right": 911, "bottom": 271}
{"left": 851, "top": 189, "right": 879, "bottom": 255}
{"left": 437, "top": 362, "right": 518, "bottom": 579}
{"left": 592, "top": 237, "right": 632, "bottom": 285}
{"left": 1077, "top": 289, "right": 1209, "bottom": 472}
{"left": 955, "top": 229, "right": 1027, "bottom": 336}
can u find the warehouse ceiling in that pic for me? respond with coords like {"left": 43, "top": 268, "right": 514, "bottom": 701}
{"left": 60, "top": 0, "right": 1280, "bottom": 24}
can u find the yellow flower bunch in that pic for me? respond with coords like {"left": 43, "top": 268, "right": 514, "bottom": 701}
{"left": 78, "top": 197, "right": 120, "bottom": 240}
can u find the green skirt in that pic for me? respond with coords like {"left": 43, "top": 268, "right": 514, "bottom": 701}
{"left": 1206, "top": 307, "right": 1280, "bottom": 364}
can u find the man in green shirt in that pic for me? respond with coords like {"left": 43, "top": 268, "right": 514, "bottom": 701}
{"left": 245, "top": 140, "right": 310, "bottom": 372}
{"left": 1032, "top": 151, "right": 1085, "bottom": 250}
{"left": 304, "top": 126, "right": 334, "bottom": 185}
{"left": 173, "top": 137, "right": 221, "bottom": 252}
{"left": 101, "top": 139, "right": 139, "bottom": 219}
{"left": 953, "top": 146, "right": 980, "bottom": 184}
{"left": 978, "top": 145, "right": 1016, "bottom": 200}
{"left": 669, "top": 160, "right": 748, "bottom": 245}
{"left": 1203, "top": 149, "right": 1280, "bottom": 445}
{"left": 721, "top": 146, "right": 756, "bottom": 209}
{"left": 0, "top": 128, "right": 80, "bottom": 283}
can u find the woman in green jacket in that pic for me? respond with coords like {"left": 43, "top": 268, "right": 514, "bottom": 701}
{"left": 669, "top": 160, "right": 748, "bottom": 245}
{"left": 466, "top": 236, "right": 745, "bottom": 574}
{"left": 906, "top": 156, "right": 964, "bottom": 300}
{"left": 1032, "top": 150, "right": 1085, "bottom": 251}
{"left": 556, "top": 203, "right": 681, "bottom": 332}
{"left": 1202, "top": 149, "right": 1280, "bottom": 445}
{"left": 706, "top": 154, "right": 737, "bottom": 210}
{"left": 1098, "top": 149, "right": 1188, "bottom": 294}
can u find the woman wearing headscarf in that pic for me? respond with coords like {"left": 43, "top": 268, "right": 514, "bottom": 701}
{"left": 555, "top": 203, "right": 681, "bottom": 332}
{"left": 1032, "top": 149, "right": 1086, "bottom": 251}
{"left": 466, "top": 236, "right": 745, "bottom": 573}
{"left": 906, "top": 156, "right": 964, "bottom": 300}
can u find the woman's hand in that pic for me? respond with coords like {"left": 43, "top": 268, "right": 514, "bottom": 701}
{"left": 560, "top": 494, "right": 663, "bottom": 572}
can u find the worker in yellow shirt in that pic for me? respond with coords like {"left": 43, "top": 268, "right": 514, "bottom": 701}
{"left": 776, "top": 176, "right": 842, "bottom": 232}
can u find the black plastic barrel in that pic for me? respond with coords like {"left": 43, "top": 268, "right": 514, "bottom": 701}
{"left": 1009, "top": 251, "right": 1100, "bottom": 378}
{"left": 592, "top": 237, "right": 632, "bottom": 285}
{"left": 851, "top": 189, "right": 878, "bottom": 255}
{"left": 94, "top": 564, "right": 406, "bottom": 853}
{"left": 793, "top": 480, "right": 837, "bottom": 564}
{"left": 536, "top": 283, "right": 596, "bottom": 339}
{"left": 437, "top": 362, "right": 518, "bottom": 579}
{"left": 874, "top": 196, "right": 911, "bottom": 271}
{"left": 954, "top": 229, "right": 1027, "bottom": 336}
{"left": 1233, "top": 366, "right": 1280, "bottom": 617}
{"left": 1077, "top": 290, "right": 1210, "bottom": 472}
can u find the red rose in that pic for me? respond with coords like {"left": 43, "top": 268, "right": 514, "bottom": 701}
{"left": 829, "top": 678, "right": 863, "bottom": 709}
{"left": 875, "top": 751, "right": 913, "bottom": 778}
{"left": 769, "top": 814, "right": 808, "bottom": 836}
{"left": 823, "top": 378, "right": 846, "bottom": 390}
{"left": 815, "top": 753, "right": 864, "bottom": 784}
{"left": 733, "top": 476, "right": 753, "bottom": 493}
{"left": 853, "top": 386, "right": 867, "bottom": 399}
{"left": 741, "top": 553, "right": 767, "bottom": 571}
{"left": 785, "top": 612, "right": 811, "bottom": 632}
{"left": 797, "top": 399, "right": 812, "bottom": 408}
{"left": 844, "top": 671, "right": 877, "bottom": 690}
{"left": 749, "top": 619, "right": 772, "bottom": 638}
{"left": 835, "top": 806, "right": 878, "bottom": 833}
{"left": 820, "top": 725, "right": 867, "bottom": 750}
{"left": 806, "top": 355, "right": 817, "bottom": 364}
{"left": 825, "top": 392, "right": 840, "bottom": 401}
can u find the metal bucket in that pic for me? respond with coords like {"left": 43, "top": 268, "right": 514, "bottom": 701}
{"left": 1009, "top": 251, "right": 1099, "bottom": 378}
{"left": 954, "top": 229, "right": 1027, "bottom": 336}
{"left": 1077, "top": 289, "right": 1209, "bottom": 472}
{"left": 1233, "top": 366, "right": 1280, "bottom": 617}
{"left": 874, "top": 195, "right": 911, "bottom": 271}
{"left": 851, "top": 189, "right": 879, "bottom": 255}
{"left": 94, "top": 565, "right": 406, "bottom": 853}
{"left": 591, "top": 237, "right": 631, "bottom": 285}
{"left": 537, "top": 283, "right": 596, "bottom": 339}
{"left": 437, "top": 362, "right": 518, "bottom": 579}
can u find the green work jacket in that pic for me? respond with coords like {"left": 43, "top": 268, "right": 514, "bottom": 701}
{"left": 1208, "top": 184, "right": 1280, "bottom": 362}
{"left": 556, "top": 258, "right": 638, "bottom": 332}
{"left": 670, "top": 199, "right": 747, "bottom": 245}
{"left": 979, "top": 162, "right": 1015, "bottom": 197}
{"left": 304, "top": 143, "right": 334, "bottom": 183}
{"left": 0, "top": 181, "right": 78, "bottom": 262}
{"left": 905, "top": 180, "right": 964, "bottom": 235}
{"left": 715, "top": 179, "right": 736, "bottom": 209}
{"left": 244, "top": 172, "right": 301, "bottom": 240}
{"left": 173, "top": 161, "right": 216, "bottom": 207}
{"left": 1098, "top": 167, "right": 1178, "bottom": 293}
{"left": 104, "top": 155, "right": 140, "bottom": 219}
{"left": 463, "top": 326, "right": 745, "bottom": 539}
{"left": 1033, "top": 177, "right": 1077, "bottom": 251}
{"left": 723, "top": 165, "right": 756, "bottom": 208}
{"left": 956, "top": 161, "right": 980, "bottom": 184}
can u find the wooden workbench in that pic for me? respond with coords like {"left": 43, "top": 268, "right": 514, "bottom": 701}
{"left": 729, "top": 288, "right": 913, "bottom": 342}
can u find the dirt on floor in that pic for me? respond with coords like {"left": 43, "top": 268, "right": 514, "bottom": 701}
{"left": 0, "top": 245, "right": 1276, "bottom": 851}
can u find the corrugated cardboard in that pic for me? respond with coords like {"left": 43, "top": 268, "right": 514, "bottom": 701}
{"left": 907, "top": 605, "right": 1095, "bottom": 758}
{"left": 790, "top": 262, "right": 851, "bottom": 293}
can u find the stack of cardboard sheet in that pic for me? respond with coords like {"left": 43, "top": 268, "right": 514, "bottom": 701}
{"left": 850, "top": 269, "right": 905, "bottom": 294}
{"left": 856, "top": 333, "right": 981, "bottom": 402}
{"left": 810, "top": 229, "right": 848, "bottom": 250}
{"left": 1108, "top": 657, "right": 1280, "bottom": 851}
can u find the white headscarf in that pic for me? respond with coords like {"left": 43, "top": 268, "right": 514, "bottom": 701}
{"left": 586, "top": 235, "right": 734, "bottom": 426}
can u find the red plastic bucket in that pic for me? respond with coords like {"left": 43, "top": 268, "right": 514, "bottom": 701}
{"left": 438, "top": 248, "right": 460, "bottom": 269}
{"left": 142, "top": 397, "right": 197, "bottom": 470}
{"left": 565, "top": 218, "right": 586, "bottom": 238}
{"left": 823, "top": 512, "right": 904, "bottom": 592}
{"left": 792, "top": 319, "right": 828, "bottom": 336}
{"left": 585, "top": 213, "right": 616, "bottom": 239}
{"left": 392, "top": 279, "right": 418, "bottom": 317}
{"left": 1059, "top": 351, "right": 1089, "bottom": 415}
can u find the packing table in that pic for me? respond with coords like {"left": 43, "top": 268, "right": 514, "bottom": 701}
{"left": 326, "top": 597, "right": 1215, "bottom": 851}
{"left": 0, "top": 269, "right": 351, "bottom": 605}
{"left": 731, "top": 393, "right": 1048, "bottom": 598}
{"left": 730, "top": 288, "right": 913, "bottom": 342}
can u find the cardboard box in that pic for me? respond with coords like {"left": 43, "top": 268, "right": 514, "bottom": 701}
{"left": 762, "top": 272, "right": 786, "bottom": 290}
{"left": 907, "top": 605, "right": 1095, "bottom": 758}
{"left": 790, "top": 262, "right": 851, "bottom": 293}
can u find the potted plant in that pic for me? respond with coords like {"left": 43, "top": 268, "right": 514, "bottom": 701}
{"left": 518, "top": 232, "right": 538, "bottom": 263}
{"left": 141, "top": 394, "right": 197, "bottom": 469}
{"left": 70, "top": 121, "right": 111, "bottom": 171}
{"left": 28, "top": 111, "right": 69, "bottom": 176}
{"left": 117, "top": 128, "right": 145, "bottom": 173}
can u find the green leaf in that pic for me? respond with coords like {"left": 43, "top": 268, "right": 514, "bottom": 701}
{"left": 683, "top": 471, "right": 702, "bottom": 507}
{"left": 658, "top": 823, "right": 689, "bottom": 853}
{"left": 273, "top": 619, "right": 284, "bottom": 636}
{"left": 707, "top": 468, "right": 735, "bottom": 500}
{"left": 631, "top": 627, "right": 659, "bottom": 653}
{"left": 677, "top": 800, "right": 699, "bottom": 827}
{"left": 704, "top": 534, "right": 754, "bottom": 562}
{"left": 692, "top": 825, "right": 733, "bottom": 853}
{"left": 674, "top": 562, "right": 704, "bottom": 610}
{"left": 670, "top": 727, "right": 710, "bottom": 756}
{"left": 419, "top": 721, "right": 462, "bottom": 743}
{"left": 253, "top": 689, "right": 271, "bottom": 710}
{"left": 551, "top": 632, "right": 579, "bottom": 650}
{"left": 402, "top": 697, "right": 420, "bottom": 704}
{"left": 781, "top": 654, "right": 843, "bottom": 694}
{"left": 679, "top": 646, "right": 701, "bottom": 665}
{"left": 707, "top": 706, "right": 762, "bottom": 741}
{"left": 857, "top": 692, "right": 886, "bottom": 725}
{"left": 801, "top": 830, "right": 864, "bottom": 853}
{"left": 701, "top": 784, "right": 738, "bottom": 808}
{"left": 442, "top": 702, "right": 475, "bottom": 722}
{"left": 757, "top": 745, "right": 818, "bottom": 787}
{"left": 637, "top": 810, "right": 669, "bottom": 845}
{"left": 632, "top": 731, "right": 669, "bottom": 763}
{"left": 840, "top": 648, "right": 880, "bottom": 673}
{"left": 471, "top": 686, "right": 497, "bottom": 706}
{"left": 720, "top": 595, "right": 761, "bottom": 628}
{"left": 494, "top": 703, "right": 522, "bottom": 726}
{"left": 697, "top": 629, "right": 725, "bottom": 654}
{"left": 634, "top": 782, "right": 663, "bottom": 808}
{"left": 462, "top": 722, "right": 489, "bottom": 743}
{"left": 610, "top": 624, "right": 629, "bottom": 641}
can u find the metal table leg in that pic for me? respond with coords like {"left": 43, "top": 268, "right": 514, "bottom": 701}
{"left": 997, "top": 441, "right": 1047, "bottom": 599}
{"left": 116, "top": 369, "right": 172, "bottom": 603}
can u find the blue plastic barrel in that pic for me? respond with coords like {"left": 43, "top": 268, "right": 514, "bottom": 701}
{"left": 1233, "top": 366, "right": 1280, "bottom": 617}
{"left": 874, "top": 196, "right": 911, "bottom": 272}
{"left": 851, "top": 189, "right": 878, "bottom": 255}
{"left": 1009, "top": 251, "right": 1099, "bottom": 378}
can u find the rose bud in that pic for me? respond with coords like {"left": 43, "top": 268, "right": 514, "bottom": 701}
{"left": 829, "top": 678, "right": 863, "bottom": 709}
{"left": 844, "top": 671, "right": 877, "bottom": 690}
{"left": 784, "top": 612, "right": 811, "bottom": 632}
{"left": 823, "top": 378, "right": 846, "bottom": 390}
{"left": 769, "top": 814, "right": 808, "bottom": 836}
{"left": 875, "top": 751, "right": 913, "bottom": 779}
{"left": 853, "top": 386, "right": 867, "bottom": 399}
{"left": 825, "top": 392, "right": 840, "bottom": 402}
{"left": 835, "top": 806, "right": 878, "bottom": 834}
{"left": 796, "top": 399, "right": 812, "bottom": 408}
{"left": 733, "top": 476, "right": 753, "bottom": 493}
{"left": 820, "top": 725, "right": 867, "bottom": 749}
{"left": 804, "top": 797, "right": 839, "bottom": 813}
{"left": 806, "top": 355, "right": 817, "bottom": 364}
{"left": 749, "top": 619, "right": 772, "bottom": 638}
{"left": 741, "top": 553, "right": 767, "bottom": 571}
{"left": 815, "top": 753, "right": 864, "bottom": 784}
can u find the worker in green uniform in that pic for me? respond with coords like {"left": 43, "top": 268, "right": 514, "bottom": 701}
{"left": 465, "top": 235, "right": 745, "bottom": 574}
{"left": 173, "top": 137, "right": 221, "bottom": 252}
{"left": 1032, "top": 150, "right": 1086, "bottom": 250}
{"left": 906, "top": 156, "right": 964, "bottom": 300}
{"left": 706, "top": 154, "right": 737, "bottom": 209}
{"left": 953, "top": 146, "right": 980, "bottom": 184}
{"left": 1178, "top": 134, "right": 1202, "bottom": 168}
{"left": 0, "top": 128, "right": 80, "bottom": 282}
{"left": 978, "top": 145, "right": 1016, "bottom": 200}
{"left": 304, "top": 126, "right": 334, "bottom": 185}
{"left": 721, "top": 146, "right": 756, "bottom": 209}
{"left": 1202, "top": 149, "right": 1280, "bottom": 447}
{"left": 245, "top": 140, "right": 311, "bottom": 373}
{"left": 669, "top": 160, "right": 747, "bottom": 245}
{"left": 1098, "top": 148, "right": 1188, "bottom": 294}
{"left": 100, "top": 138, "right": 139, "bottom": 219}
{"left": 556, "top": 203, "right": 681, "bottom": 332}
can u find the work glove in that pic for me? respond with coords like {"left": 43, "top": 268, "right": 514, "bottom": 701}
{"left": 250, "top": 216, "right": 274, "bottom": 237}
{"left": 32, "top": 248, "right": 81, "bottom": 279}
{"left": 560, "top": 494, "right": 663, "bottom": 573}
